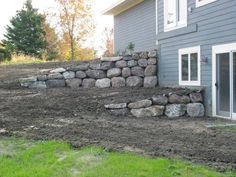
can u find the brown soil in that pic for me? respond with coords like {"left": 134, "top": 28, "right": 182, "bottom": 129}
{"left": 0, "top": 62, "right": 236, "bottom": 171}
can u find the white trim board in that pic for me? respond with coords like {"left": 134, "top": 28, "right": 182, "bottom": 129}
{"left": 196, "top": 0, "right": 217, "bottom": 8}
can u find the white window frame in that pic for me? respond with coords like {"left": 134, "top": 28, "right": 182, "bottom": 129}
{"left": 164, "top": 0, "right": 187, "bottom": 32}
{"left": 179, "top": 46, "right": 201, "bottom": 86}
{"left": 196, "top": 0, "right": 216, "bottom": 8}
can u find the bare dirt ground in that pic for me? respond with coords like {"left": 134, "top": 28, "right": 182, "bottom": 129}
{"left": 0, "top": 62, "right": 236, "bottom": 171}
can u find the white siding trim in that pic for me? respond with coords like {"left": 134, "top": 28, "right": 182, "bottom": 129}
{"left": 196, "top": 0, "right": 217, "bottom": 8}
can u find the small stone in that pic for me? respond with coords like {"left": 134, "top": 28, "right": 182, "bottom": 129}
{"left": 70, "top": 63, "right": 89, "bottom": 71}
{"left": 165, "top": 104, "right": 187, "bottom": 118}
{"left": 105, "top": 103, "right": 127, "bottom": 109}
{"left": 128, "top": 99, "right": 152, "bottom": 109}
{"left": 101, "top": 56, "right": 122, "bottom": 62}
{"left": 132, "top": 53, "right": 140, "bottom": 60}
{"left": 107, "top": 68, "right": 122, "bottom": 78}
{"left": 100, "top": 61, "right": 114, "bottom": 70}
{"left": 82, "top": 79, "right": 96, "bottom": 88}
{"left": 148, "top": 50, "right": 157, "bottom": 58}
{"left": 29, "top": 81, "right": 47, "bottom": 89}
{"left": 169, "top": 94, "right": 190, "bottom": 104}
{"left": 46, "top": 80, "right": 66, "bottom": 88}
{"left": 19, "top": 76, "right": 37, "bottom": 87}
{"left": 187, "top": 103, "right": 205, "bottom": 117}
{"left": 131, "top": 67, "right": 144, "bottom": 77}
{"left": 122, "top": 68, "right": 131, "bottom": 78}
{"left": 66, "top": 79, "right": 82, "bottom": 88}
{"left": 48, "top": 73, "right": 64, "bottom": 80}
{"left": 86, "top": 70, "right": 106, "bottom": 79}
{"left": 148, "top": 58, "right": 157, "bottom": 65}
{"left": 115, "top": 60, "right": 127, "bottom": 68}
{"left": 152, "top": 95, "right": 168, "bottom": 105}
{"left": 111, "top": 77, "right": 126, "bottom": 88}
{"left": 95, "top": 78, "right": 111, "bottom": 88}
{"left": 63, "top": 71, "right": 75, "bottom": 79}
{"left": 144, "top": 76, "right": 158, "bottom": 88}
{"left": 126, "top": 76, "right": 143, "bottom": 87}
{"left": 144, "top": 65, "right": 157, "bottom": 76}
{"left": 50, "top": 68, "right": 66, "bottom": 73}
{"left": 190, "top": 92, "right": 203, "bottom": 103}
{"left": 109, "top": 108, "right": 129, "bottom": 116}
{"left": 138, "top": 59, "right": 148, "bottom": 67}
{"left": 76, "top": 71, "right": 86, "bottom": 79}
{"left": 37, "top": 75, "right": 47, "bottom": 81}
{"left": 139, "top": 51, "right": 148, "bottom": 59}
{"left": 127, "top": 60, "right": 137, "bottom": 67}
{"left": 89, "top": 60, "right": 101, "bottom": 70}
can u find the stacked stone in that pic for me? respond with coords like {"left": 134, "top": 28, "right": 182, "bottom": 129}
{"left": 104, "top": 91, "right": 205, "bottom": 118}
{"left": 19, "top": 50, "right": 158, "bottom": 89}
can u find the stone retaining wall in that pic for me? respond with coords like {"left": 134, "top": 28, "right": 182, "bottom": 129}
{"left": 19, "top": 51, "right": 158, "bottom": 89}
{"left": 104, "top": 91, "right": 205, "bottom": 118}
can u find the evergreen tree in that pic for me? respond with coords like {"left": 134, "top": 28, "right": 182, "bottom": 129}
{"left": 3, "top": 0, "right": 46, "bottom": 57}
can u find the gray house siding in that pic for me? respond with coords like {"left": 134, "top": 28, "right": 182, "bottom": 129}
{"left": 157, "top": 0, "right": 236, "bottom": 115}
{"left": 114, "top": 0, "right": 157, "bottom": 52}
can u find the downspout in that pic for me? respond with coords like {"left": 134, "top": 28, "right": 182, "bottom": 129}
{"left": 156, "top": 0, "right": 159, "bottom": 46}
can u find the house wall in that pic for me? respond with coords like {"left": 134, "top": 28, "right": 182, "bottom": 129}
{"left": 157, "top": 0, "right": 236, "bottom": 115}
{"left": 114, "top": 0, "right": 157, "bottom": 52}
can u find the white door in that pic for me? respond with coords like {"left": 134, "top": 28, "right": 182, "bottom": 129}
{"left": 212, "top": 43, "right": 236, "bottom": 120}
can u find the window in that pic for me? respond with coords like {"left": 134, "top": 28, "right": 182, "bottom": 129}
{"left": 179, "top": 46, "right": 201, "bottom": 86}
{"left": 196, "top": 0, "right": 216, "bottom": 7}
{"left": 164, "top": 0, "right": 187, "bottom": 32}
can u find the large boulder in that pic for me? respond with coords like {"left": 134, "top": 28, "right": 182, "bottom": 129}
{"left": 82, "top": 79, "right": 96, "bottom": 88}
{"left": 131, "top": 67, "right": 144, "bottom": 77}
{"left": 105, "top": 103, "right": 127, "bottom": 109}
{"left": 76, "top": 71, "right": 86, "bottom": 79}
{"left": 144, "top": 65, "right": 157, "bottom": 76}
{"left": 47, "top": 73, "right": 64, "bottom": 80}
{"left": 152, "top": 95, "right": 168, "bottom": 105}
{"left": 66, "top": 79, "right": 82, "bottom": 88}
{"left": 95, "top": 78, "right": 111, "bottom": 88}
{"left": 169, "top": 94, "right": 190, "bottom": 104}
{"left": 46, "top": 80, "right": 66, "bottom": 88}
{"left": 146, "top": 106, "right": 165, "bottom": 116}
{"left": 148, "top": 50, "right": 157, "bottom": 58}
{"left": 128, "top": 99, "right": 152, "bottom": 109}
{"left": 165, "top": 104, "right": 187, "bottom": 118}
{"left": 50, "top": 68, "right": 66, "bottom": 73}
{"left": 127, "top": 60, "right": 138, "bottom": 67}
{"left": 63, "top": 71, "right": 75, "bottom": 79}
{"left": 148, "top": 58, "right": 157, "bottom": 65}
{"left": 115, "top": 60, "right": 127, "bottom": 68}
{"left": 126, "top": 76, "right": 143, "bottom": 87}
{"left": 139, "top": 51, "right": 148, "bottom": 59}
{"left": 132, "top": 53, "right": 140, "bottom": 60}
{"left": 122, "top": 68, "right": 131, "bottom": 78}
{"left": 187, "top": 103, "right": 205, "bottom": 117}
{"left": 144, "top": 76, "right": 158, "bottom": 88}
{"left": 123, "top": 56, "right": 133, "bottom": 61}
{"left": 100, "top": 61, "right": 114, "bottom": 70}
{"left": 86, "top": 70, "right": 106, "bottom": 79}
{"left": 37, "top": 75, "right": 47, "bottom": 81}
{"left": 190, "top": 92, "right": 203, "bottom": 103}
{"left": 29, "top": 81, "right": 47, "bottom": 89}
{"left": 107, "top": 68, "right": 121, "bottom": 78}
{"left": 19, "top": 76, "right": 37, "bottom": 87}
{"left": 138, "top": 59, "right": 148, "bottom": 67}
{"left": 89, "top": 60, "right": 101, "bottom": 70}
{"left": 111, "top": 77, "right": 126, "bottom": 88}
{"left": 70, "top": 63, "right": 89, "bottom": 71}
{"left": 101, "top": 56, "right": 122, "bottom": 62}
{"left": 131, "top": 106, "right": 164, "bottom": 118}
{"left": 109, "top": 108, "right": 129, "bottom": 117}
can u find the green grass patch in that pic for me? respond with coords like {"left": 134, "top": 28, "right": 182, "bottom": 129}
{"left": 0, "top": 137, "right": 235, "bottom": 177}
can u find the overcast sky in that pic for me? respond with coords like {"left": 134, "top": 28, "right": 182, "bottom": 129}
{"left": 0, "top": 0, "right": 117, "bottom": 43}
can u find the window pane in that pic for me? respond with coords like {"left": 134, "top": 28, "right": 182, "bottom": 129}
{"left": 190, "top": 53, "right": 198, "bottom": 81}
{"left": 182, "top": 54, "right": 188, "bottom": 81}
{"left": 178, "top": 0, "right": 187, "bottom": 24}
{"left": 167, "top": 0, "right": 176, "bottom": 25}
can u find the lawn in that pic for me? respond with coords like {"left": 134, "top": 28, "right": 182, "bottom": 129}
{"left": 0, "top": 137, "right": 235, "bottom": 177}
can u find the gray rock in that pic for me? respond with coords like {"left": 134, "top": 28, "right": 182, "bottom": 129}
{"left": 139, "top": 51, "right": 148, "bottom": 59}
{"left": 132, "top": 53, "right": 140, "bottom": 60}
{"left": 131, "top": 67, "right": 144, "bottom": 77}
{"left": 63, "top": 71, "right": 75, "bottom": 79}
{"left": 190, "top": 92, "right": 203, "bottom": 103}
{"left": 152, "top": 95, "right": 168, "bottom": 105}
{"left": 86, "top": 70, "right": 106, "bottom": 79}
{"left": 148, "top": 58, "right": 157, "bottom": 65}
{"left": 19, "top": 76, "right": 37, "bottom": 87}
{"left": 138, "top": 59, "right": 148, "bottom": 67}
{"left": 37, "top": 75, "right": 47, "bottom": 81}
{"left": 148, "top": 50, "right": 157, "bottom": 58}
{"left": 70, "top": 63, "right": 89, "bottom": 71}
{"left": 123, "top": 56, "right": 133, "bottom": 61}
{"left": 127, "top": 60, "right": 137, "bottom": 67}
{"left": 144, "top": 76, "right": 158, "bottom": 88}
{"left": 128, "top": 99, "right": 152, "bottom": 109}
{"left": 131, "top": 108, "right": 153, "bottom": 118}
{"left": 101, "top": 56, "right": 122, "bottom": 62}
{"left": 50, "top": 68, "right": 66, "bottom": 73}
{"left": 169, "top": 94, "right": 190, "bottom": 104}
{"left": 82, "top": 79, "right": 96, "bottom": 88}
{"left": 107, "top": 68, "right": 121, "bottom": 78}
{"left": 111, "top": 77, "right": 126, "bottom": 88}
{"left": 122, "top": 68, "right": 131, "bottom": 78}
{"left": 95, "top": 78, "right": 111, "bottom": 88}
{"left": 29, "top": 81, "right": 47, "bottom": 89}
{"left": 100, "top": 61, "right": 114, "bottom": 70}
{"left": 105, "top": 103, "right": 127, "bottom": 109}
{"left": 126, "top": 76, "right": 143, "bottom": 87}
{"left": 66, "top": 79, "right": 82, "bottom": 88}
{"left": 165, "top": 104, "right": 187, "bottom": 118}
{"left": 46, "top": 80, "right": 66, "bottom": 88}
{"left": 187, "top": 103, "right": 205, "bottom": 117}
{"left": 144, "top": 65, "right": 157, "bottom": 76}
{"left": 109, "top": 108, "right": 129, "bottom": 116}
{"left": 115, "top": 60, "right": 127, "bottom": 68}
{"left": 89, "top": 60, "right": 101, "bottom": 70}
{"left": 76, "top": 71, "right": 86, "bottom": 79}
{"left": 146, "top": 106, "right": 165, "bottom": 116}
{"left": 47, "top": 73, "right": 64, "bottom": 80}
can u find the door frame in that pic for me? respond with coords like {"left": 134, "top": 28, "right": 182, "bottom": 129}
{"left": 212, "top": 43, "right": 236, "bottom": 120}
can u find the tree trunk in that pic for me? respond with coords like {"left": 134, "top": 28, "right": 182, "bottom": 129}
{"left": 70, "top": 36, "right": 74, "bottom": 61}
